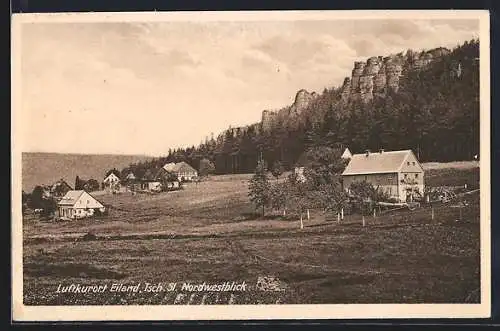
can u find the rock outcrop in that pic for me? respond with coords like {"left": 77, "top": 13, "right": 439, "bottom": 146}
{"left": 261, "top": 89, "right": 317, "bottom": 131}
{"left": 290, "top": 89, "right": 317, "bottom": 116}
{"left": 341, "top": 47, "right": 451, "bottom": 103}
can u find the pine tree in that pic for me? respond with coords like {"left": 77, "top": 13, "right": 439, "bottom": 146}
{"left": 75, "top": 176, "right": 82, "bottom": 190}
{"left": 248, "top": 160, "right": 271, "bottom": 217}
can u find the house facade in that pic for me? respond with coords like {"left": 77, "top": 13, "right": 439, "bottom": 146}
{"left": 103, "top": 172, "right": 121, "bottom": 191}
{"left": 341, "top": 149, "right": 424, "bottom": 202}
{"left": 58, "top": 190, "right": 106, "bottom": 219}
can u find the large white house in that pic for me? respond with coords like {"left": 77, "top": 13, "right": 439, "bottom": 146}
{"left": 58, "top": 190, "right": 106, "bottom": 219}
{"left": 341, "top": 149, "right": 425, "bottom": 202}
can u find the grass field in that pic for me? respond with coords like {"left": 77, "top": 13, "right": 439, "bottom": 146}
{"left": 22, "top": 164, "right": 481, "bottom": 305}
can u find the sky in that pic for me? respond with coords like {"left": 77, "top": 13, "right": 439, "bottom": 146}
{"left": 18, "top": 16, "right": 479, "bottom": 156}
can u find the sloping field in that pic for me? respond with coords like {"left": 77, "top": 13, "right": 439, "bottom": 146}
{"left": 22, "top": 164, "right": 481, "bottom": 305}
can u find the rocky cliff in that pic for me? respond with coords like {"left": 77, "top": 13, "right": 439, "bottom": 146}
{"left": 341, "top": 47, "right": 451, "bottom": 103}
{"left": 261, "top": 89, "right": 318, "bottom": 131}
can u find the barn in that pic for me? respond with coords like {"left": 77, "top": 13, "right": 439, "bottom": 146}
{"left": 341, "top": 149, "right": 425, "bottom": 202}
{"left": 58, "top": 190, "right": 106, "bottom": 219}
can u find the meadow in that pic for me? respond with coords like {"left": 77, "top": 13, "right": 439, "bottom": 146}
{"left": 22, "top": 164, "right": 481, "bottom": 305}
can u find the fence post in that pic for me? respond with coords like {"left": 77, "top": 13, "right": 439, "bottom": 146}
{"left": 307, "top": 209, "right": 310, "bottom": 220}
{"left": 337, "top": 213, "right": 340, "bottom": 223}
{"left": 373, "top": 208, "right": 376, "bottom": 219}
{"left": 341, "top": 208, "right": 344, "bottom": 220}
{"left": 431, "top": 206, "right": 434, "bottom": 221}
{"left": 362, "top": 215, "right": 365, "bottom": 227}
{"left": 300, "top": 213, "right": 304, "bottom": 229}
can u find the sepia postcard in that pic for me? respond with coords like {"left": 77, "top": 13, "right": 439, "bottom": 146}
{"left": 11, "top": 10, "right": 491, "bottom": 321}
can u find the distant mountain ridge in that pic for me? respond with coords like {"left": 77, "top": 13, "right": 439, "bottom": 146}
{"left": 21, "top": 152, "right": 154, "bottom": 192}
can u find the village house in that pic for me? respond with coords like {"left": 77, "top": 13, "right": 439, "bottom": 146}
{"left": 341, "top": 149, "right": 425, "bottom": 203}
{"left": 162, "top": 161, "right": 198, "bottom": 182}
{"left": 57, "top": 190, "right": 106, "bottom": 219}
{"left": 103, "top": 172, "right": 121, "bottom": 191}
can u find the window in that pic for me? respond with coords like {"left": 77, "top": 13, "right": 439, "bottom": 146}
{"left": 415, "top": 174, "right": 419, "bottom": 178}
{"left": 407, "top": 162, "right": 410, "bottom": 166}
{"left": 404, "top": 174, "right": 408, "bottom": 179}
{"left": 412, "top": 162, "right": 416, "bottom": 166}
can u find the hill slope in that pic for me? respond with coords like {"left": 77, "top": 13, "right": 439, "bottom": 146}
{"left": 21, "top": 152, "right": 153, "bottom": 192}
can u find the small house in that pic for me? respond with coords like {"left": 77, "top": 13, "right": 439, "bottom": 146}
{"left": 58, "top": 190, "right": 106, "bottom": 219}
{"left": 341, "top": 149, "right": 425, "bottom": 202}
{"left": 103, "top": 172, "right": 121, "bottom": 191}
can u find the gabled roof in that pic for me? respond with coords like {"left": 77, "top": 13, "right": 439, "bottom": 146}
{"left": 58, "top": 190, "right": 85, "bottom": 206}
{"left": 103, "top": 172, "right": 120, "bottom": 182}
{"left": 162, "top": 161, "right": 197, "bottom": 173}
{"left": 342, "top": 150, "right": 422, "bottom": 176}
{"left": 58, "top": 190, "right": 105, "bottom": 207}
{"left": 341, "top": 148, "right": 352, "bottom": 159}
{"left": 173, "top": 161, "right": 197, "bottom": 173}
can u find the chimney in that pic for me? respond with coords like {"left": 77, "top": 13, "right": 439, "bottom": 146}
{"left": 365, "top": 149, "right": 370, "bottom": 157}
{"left": 379, "top": 149, "right": 384, "bottom": 154}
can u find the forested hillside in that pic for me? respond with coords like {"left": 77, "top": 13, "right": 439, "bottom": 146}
{"left": 123, "top": 39, "right": 479, "bottom": 176}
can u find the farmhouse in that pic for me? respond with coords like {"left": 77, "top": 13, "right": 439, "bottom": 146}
{"left": 58, "top": 190, "right": 106, "bottom": 219}
{"left": 341, "top": 149, "right": 425, "bottom": 202}
{"left": 162, "top": 161, "right": 198, "bottom": 182}
{"left": 103, "top": 172, "right": 121, "bottom": 190}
